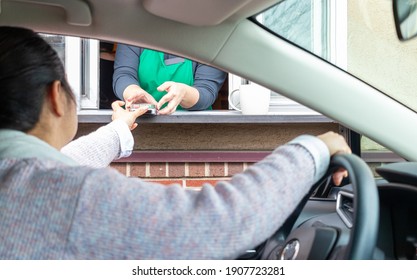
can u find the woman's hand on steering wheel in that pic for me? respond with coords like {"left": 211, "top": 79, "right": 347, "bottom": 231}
{"left": 317, "top": 131, "right": 352, "bottom": 186}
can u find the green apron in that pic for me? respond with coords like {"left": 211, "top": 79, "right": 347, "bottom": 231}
{"left": 138, "top": 49, "right": 194, "bottom": 110}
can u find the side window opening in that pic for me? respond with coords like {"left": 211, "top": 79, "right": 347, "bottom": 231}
{"left": 40, "top": 0, "right": 349, "bottom": 122}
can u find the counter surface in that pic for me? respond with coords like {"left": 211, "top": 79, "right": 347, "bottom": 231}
{"left": 77, "top": 110, "right": 334, "bottom": 123}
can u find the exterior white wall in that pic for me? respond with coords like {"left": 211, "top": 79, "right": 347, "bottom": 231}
{"left": 348, "top": 0, "right": 417, "bottom": 151}
{"left": 348, "top": 0, "right": 417, "bottom": 111}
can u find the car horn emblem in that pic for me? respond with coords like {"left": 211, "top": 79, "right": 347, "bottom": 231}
{"left": 279, "top": 239, "right": 300, "bottom": 260}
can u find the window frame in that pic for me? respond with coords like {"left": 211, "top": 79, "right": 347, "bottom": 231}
{"left": 62, "top": 36, "right": 100, "bottom": 111}
{"left": 79, "top": 39, "right": 100, "bottom": 109}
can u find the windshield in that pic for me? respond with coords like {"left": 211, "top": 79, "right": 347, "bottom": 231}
{"left": 254, "top": 0, "right": 417, "bottom": 113}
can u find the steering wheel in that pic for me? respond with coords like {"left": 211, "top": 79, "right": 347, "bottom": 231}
{"left": 261, "top": 154, "right": 379, "bottom": 260}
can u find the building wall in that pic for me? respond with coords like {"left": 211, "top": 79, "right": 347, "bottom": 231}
{"left": 77, "top": 122, "right": 339, "bottom": 186}
{"left": 348, "top": 0, "right": 417, "bottom": 151}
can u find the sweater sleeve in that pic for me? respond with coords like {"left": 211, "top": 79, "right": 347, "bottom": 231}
{"left": 61, "top": 120, "right": 133, "bottom": 168}
{"left": 66, "top": 135, "right": 330, "bottom": 259}
{"left": 188, "top": 63, "right": 227, "bottom": 110}
{"left": 112, "top": 44, "right": 142, "bottom": 100}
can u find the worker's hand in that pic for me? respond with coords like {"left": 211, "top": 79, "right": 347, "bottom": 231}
{"left": 156, "top": 82, "right": 199, "bottom": 115}
{"left": 123, "top": 85, "right": 158, "bottom": 109}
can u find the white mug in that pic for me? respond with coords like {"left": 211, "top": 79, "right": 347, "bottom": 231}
{"left": 228, "top": 83, "right": 271, "bottom": 115}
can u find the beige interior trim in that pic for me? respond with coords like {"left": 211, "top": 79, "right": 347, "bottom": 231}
{"left": 1, "top": 0, "right": 91, "bottom": 26}
{"left": 142, "top": 0, "right": 282, "bottom": 26}
{"left": 142, "top": 0, "right": 250, "bottom": 26}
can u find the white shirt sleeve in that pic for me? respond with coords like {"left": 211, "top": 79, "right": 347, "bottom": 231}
{"left": 106, "top": 120, "right": 134, "bottom": 159}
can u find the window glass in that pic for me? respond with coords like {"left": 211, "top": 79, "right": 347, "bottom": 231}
{"left": 240, "top": 0, "right": 333, "bottom": 114}
{"left": 259, "top": 0, "right": 329, "bottom": 60}
{"left": 253, "top": 0, "right": 407, "bottom": 162}
{"left": 40, "top": 34, "right": 66, "bottom": 63}
{"left": 255, "top": 0, "right": 417, "bottom": 113}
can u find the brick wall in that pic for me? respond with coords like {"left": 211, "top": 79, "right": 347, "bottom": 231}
{"left": 109, "top": 150, "right": 269, "bottom": 187}
{"left": 110, "top": 161, "right": 250, "bottom": 188}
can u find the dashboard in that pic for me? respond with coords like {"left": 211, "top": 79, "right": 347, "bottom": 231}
{"left": 378, "top": 182, "right": 417, "bottom": 259}
{"left": 259, "top": 161, "right": 417, "bottom": 260}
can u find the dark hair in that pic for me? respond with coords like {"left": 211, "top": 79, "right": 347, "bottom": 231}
{"left": 0, "top": 26, "right": 75, "bottom": 132}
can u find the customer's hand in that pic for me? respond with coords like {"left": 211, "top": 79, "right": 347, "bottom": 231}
{"left": 318, "top": 131, "right": 351, "bottom": 156}
{"left": 317, "top": 131, "right": 352, "bottom": 186}
{"left": 111, "top": 101, "right": 147, "bottom": 130}
{"left": 123, "top": 85, "right": 158, "bottom": 109}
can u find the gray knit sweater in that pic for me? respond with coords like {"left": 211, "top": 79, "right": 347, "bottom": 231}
{"left": 0, "top": 128, "right": 329, "bottom": 259}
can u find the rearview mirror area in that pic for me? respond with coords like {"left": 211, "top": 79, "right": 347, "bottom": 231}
{"left": 393, "top": 0, "right": 417, "bottom": 41}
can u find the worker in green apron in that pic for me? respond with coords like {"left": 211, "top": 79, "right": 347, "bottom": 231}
{"left": 137, "top": 49, "right": 197, "bottom": 114}
{"left": 113, "top": 45, "right": 227, "bottom": 115}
